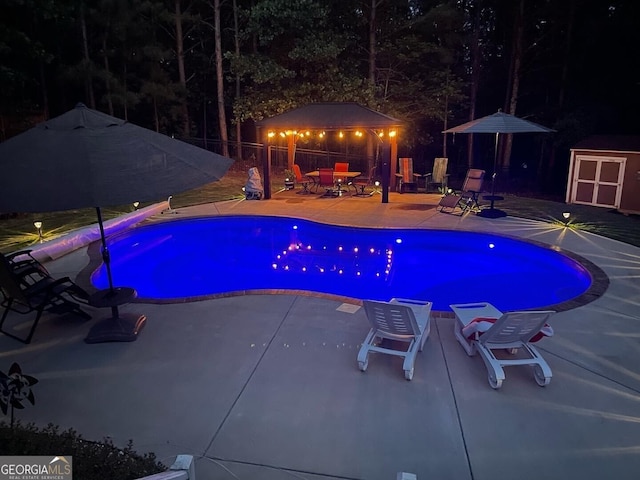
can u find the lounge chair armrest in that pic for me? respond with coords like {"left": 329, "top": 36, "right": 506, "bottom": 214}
{"left": 6, "top": 249, "right": 35, "bottom": 262}
{"left": 13, "top": 263, "right": 46, "bottom": 278}
{"left": 390, "top": 298, "right": 433, "bottom": 316}
{"left": 30, "top": 277, "right": 89, "bottom": 302}
{"left": 390, "top": 297, "right": 431, "bottom": 307}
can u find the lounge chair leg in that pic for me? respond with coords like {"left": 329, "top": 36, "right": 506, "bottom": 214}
{"left": 533, "top": 364, "right": 552, "bottom": 386}
{"left": 0, "top": 305, "right": 43, "bottom": 345}
{"left": 478, "top": 346, "right": 506, "bottom": 389}
{"left": 453, "top": 321, "right": 476, "bottom": 356}
{"left": 357, "top": 348, "right": 369, "bottom": 372}
{"left": 487, "top": 370, "right": 504, "bottom": 389}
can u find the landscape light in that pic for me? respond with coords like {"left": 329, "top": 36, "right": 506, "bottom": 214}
{"left": 33, "top": 221, "right": 43, "bottom": 242}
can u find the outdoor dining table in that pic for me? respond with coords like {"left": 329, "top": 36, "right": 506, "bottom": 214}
{"left": 305, "top": 170, "right": 362, "bottom": 195}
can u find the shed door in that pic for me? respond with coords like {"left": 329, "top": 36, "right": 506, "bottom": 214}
{"left": 571, "top": 155, "right": 625, "bottom": 208}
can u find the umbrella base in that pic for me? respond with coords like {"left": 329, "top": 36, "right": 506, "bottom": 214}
{"left": 84, "top": 313, "right": 147, "bottom": 343}
{"left": 477, "top": 208, "right": 507, "bottom": 219}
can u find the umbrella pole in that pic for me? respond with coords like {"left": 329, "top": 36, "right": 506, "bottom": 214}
{"left": 96, "top": 208, "right": 116, "bottom": 294}
{"left": 84, "top": 208, "right": 146, "bottom": 343}
{"left": 477, "top": 132, "right": 507, "bottom": 218}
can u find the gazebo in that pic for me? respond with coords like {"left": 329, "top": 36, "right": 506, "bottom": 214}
{"left": 256, "top": 102, "right": 403, "bottom": 202}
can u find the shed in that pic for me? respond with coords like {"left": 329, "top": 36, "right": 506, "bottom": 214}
{"left": 566, "top": 135, "right": 640, "bottom": 214}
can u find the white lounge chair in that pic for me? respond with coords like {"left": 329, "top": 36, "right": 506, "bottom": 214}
{"left": 357, "top": 298, "right": 432, "bottom": 380}
{"left": 450, "top": 302, "right": 555, "bottom": 389}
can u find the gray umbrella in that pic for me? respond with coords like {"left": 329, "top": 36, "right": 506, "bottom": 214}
{"left": 0, "top": 103, "right": 234, "bottom": 342}
{"left": 444, "top": 111, "right": 554, "bottom": 217}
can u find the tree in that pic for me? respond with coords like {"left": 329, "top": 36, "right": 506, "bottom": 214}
{"left": 213, "top": 0, "right": 229, "bottom": 157}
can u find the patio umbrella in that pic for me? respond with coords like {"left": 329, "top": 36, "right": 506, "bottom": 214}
{"left": 0, "top": 103, "right": 234, "bottom": 343}
{"left": 444, "top": 111, "right": 554, "bottom": 218}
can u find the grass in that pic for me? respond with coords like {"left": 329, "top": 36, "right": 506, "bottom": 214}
{"left": 1, "top": 169, "right": 639, "bottom": 253}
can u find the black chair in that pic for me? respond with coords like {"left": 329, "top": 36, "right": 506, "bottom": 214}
{"left": 353, "top": 166, "right": 377, "bottom": 196}
{"left": 437, "top": 168, "right": 485, "bottom": 214}
{"left": 3, "top": 250, "right": 49, "bottom": 280}
{"left": 0, "top": 254, "right": 92, "bottom": 344}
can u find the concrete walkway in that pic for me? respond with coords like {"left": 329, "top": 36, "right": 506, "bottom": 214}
{"left": 2, "top": 190, "right": 640, "bottom": 480}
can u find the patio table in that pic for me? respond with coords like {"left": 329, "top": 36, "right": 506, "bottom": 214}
{"left": 305, "top": 170, "right": 362, "bottom": 195}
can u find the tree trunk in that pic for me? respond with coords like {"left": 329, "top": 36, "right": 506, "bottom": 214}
{"left": 442, "top": 71, "right": 449, "bottom": 158}
{"left": 38, "top": 60, "right": 49, "bottom": 120}
{"left": 79, "top": 1, "right": 96, "bottom": 109}
{"left": 102, "top": 35, "right": 114, "bottom": 115}
{"left": 233, "top": 0, "right": 242, "bottom": 160}
{"left": 558, "top": 0, "right": 576, "bottom": 110}
{"left": 175, "top": 0, "right": 190, "bottom": 136}
{"left": 546, "top": 0, "right": 577, "bottom": 184}
{"left": 214, "top": 0, "right": 229, "bottom": 157}
{"left": 502, "top": 0, "right": 525, "bottom": 173}
{"left": 366, "top": 0, "right": 382, "bottom": 171}
{"left": 153, "top": 96, "right": 159, "bottom": 132}
{"left": 467, "top": 0, "right": 482, "bottom": 168}
{"left": 368, "top": 0, "right": 378, "bottom": 86}
{"left": 122, "top": 61, "right": 128, "bottom": 121}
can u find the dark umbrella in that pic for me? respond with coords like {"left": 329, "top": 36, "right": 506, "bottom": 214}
{"left": 0, "top": 103, "right": 233, "bottom": 343}
{"left": 444, "top": 111, "right": 554, "bottom": 218}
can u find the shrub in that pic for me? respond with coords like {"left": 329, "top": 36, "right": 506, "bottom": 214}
{"left": 0, "top": 421, "right": 165, "bottom": 480}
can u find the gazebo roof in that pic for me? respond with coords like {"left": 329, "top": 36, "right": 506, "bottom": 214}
{"left": 256, "top": 102, "right": 402, "bottom": 130}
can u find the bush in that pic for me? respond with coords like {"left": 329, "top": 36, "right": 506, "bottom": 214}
{"left": 0, "top": 421, "right": 165, "bottom": 479}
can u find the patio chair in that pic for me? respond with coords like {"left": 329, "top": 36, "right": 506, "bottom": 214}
{"left": 353, "top": 166, "right": 377, "bottom": 196}
{"left": 395, "top": 157, "right": 420, "bottom": 193}
{"left": 334, "top": 162, "right": 349, "bottom": 180}
{"left": 450, "top": 302, "right": 555, "bottom": 389}
{"left": 357, "top": 298, "right": 432, "bottom": 380}
{"left": 334, "top": 162, "right": 355, "bottom": 193}
{"left": 316, "top": 167, "right": 339, "bottom": 197}
{"left": 424, "top": 157, "right": 450, "bottom": 193}
{"left": 2, "top": 250, "right": 49, "bottom": 283}
{"left": 0, "top": 254, "right": 92, "bottom": 344}
{"left": 437, "top": 168, "right": 485, "bottom": 214}
{"left": 292, "top": 164, "right": 313, "bottom": 194}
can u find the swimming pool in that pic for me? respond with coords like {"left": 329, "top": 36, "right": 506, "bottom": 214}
{"left": 92, "top": 215, "right": 598, "bottom": 311}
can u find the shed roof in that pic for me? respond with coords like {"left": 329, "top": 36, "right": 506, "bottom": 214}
{"left": 572, "top": 135, "right": 640, "bottom": 153}
{"left": 256, "top": 102, "right": 402, "bottom": 130}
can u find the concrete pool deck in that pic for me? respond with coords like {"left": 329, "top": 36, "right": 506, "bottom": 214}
{"left": 1, "top": 190, "right": 640, "bottom": 479}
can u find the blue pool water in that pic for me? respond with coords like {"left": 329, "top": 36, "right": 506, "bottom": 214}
{"left": 92, "top": 215, "right": 593, "bottom": 311}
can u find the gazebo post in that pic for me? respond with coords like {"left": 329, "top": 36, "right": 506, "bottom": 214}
{"left": 287, "top": 133, "right": 295, "bottom": 170}
{"left": 390, "top": 132, "right": 398, "bottom": 192}
{"left": 381, "top": 142, "right": 390, "bottom": 204}
{"left": 259, "top": 126, "right": 272, "bottom": 199}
